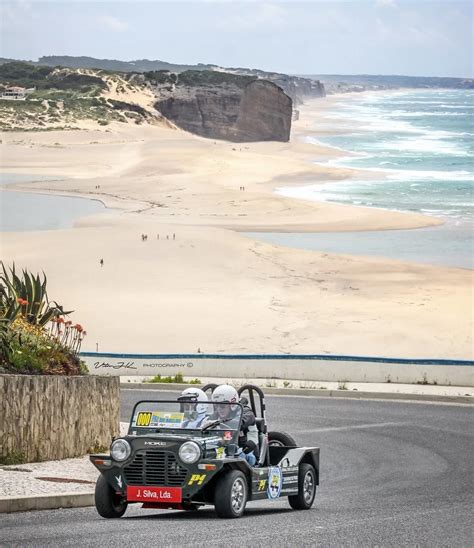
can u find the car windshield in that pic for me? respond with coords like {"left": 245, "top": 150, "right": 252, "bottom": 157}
{"left": 128, "top": 400, "right": 243, "bottom": 441}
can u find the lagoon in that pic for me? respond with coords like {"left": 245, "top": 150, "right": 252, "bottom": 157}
{"left": 247, "top": 224, "right": 473, "bottom": 270}
{"left": 0, "top": 174, "right": 105, "bottom": 232}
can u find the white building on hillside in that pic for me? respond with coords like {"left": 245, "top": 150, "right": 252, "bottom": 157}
{"left": 1, "top": 86, "right": 27, "bottom": 100}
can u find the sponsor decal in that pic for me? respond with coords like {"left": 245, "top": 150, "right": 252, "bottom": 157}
{"left": 216, "top": 447, "right": 225, "bottom": 459}
{"left": 133, "top": 412, "right": 184, "bottom": 428}
{"left": 127, "top": 486, "right": 182, "bottom": 503}
{"left": 223, "top": 431, "right": 232, "bottom": 441}
{"left": 258, "top": 479, "right": 267, "bottom": 491}
{"left": 267, "top": 467, "right": 282, "bottom": 499}
{"left": 115, "top": 475, "right": 123, "bottom": 489}
{"left": 136, "top": 412, "right": 152, "bottom": 427}
{"left": 283, "top": 475, "right": 298, "bottom": 482}
{"left": 188, "top": 474, "right": 206, "bottom": 486}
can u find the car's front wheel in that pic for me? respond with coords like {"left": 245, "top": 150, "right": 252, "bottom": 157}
{"left": 288, "top": 462, "right": 317, "bottom": 510}
{"left": 214, "top": 470, "right": 248, "bottom": 518}
{"left": 94, "top": 475, "right": 128, "bottom": 518}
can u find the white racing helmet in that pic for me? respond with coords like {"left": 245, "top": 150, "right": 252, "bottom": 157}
{"left": 211, "top": 384, "right": 239, "bottom": 406}
{"left": 178, "top": 387, "right": 209, "bottom": 415}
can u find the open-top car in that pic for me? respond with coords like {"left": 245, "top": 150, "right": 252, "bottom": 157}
{"left": 91, "top": 385, "right": 320, "bottom": 519}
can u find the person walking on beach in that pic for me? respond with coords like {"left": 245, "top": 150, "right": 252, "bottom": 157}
{"left": 100, "top": 258, "right": 104, "bottom": 267}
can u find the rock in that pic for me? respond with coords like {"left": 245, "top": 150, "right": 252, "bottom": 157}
{"left": 154, "top": 75, "right": 292, "bottom": 142}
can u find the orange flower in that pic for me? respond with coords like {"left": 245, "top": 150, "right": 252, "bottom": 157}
{"left": 16, "top": 298, "right": 28, "bottom": 306}
{"left": 57, "top": 317, "right": 65, "bottom": 324}
{"left": 65, "top": 320, "right": 72, "bottom": 326}
{"left": 74, "top": 324, "right": 83, "bottom": 333}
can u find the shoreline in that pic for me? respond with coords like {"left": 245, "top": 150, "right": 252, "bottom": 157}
{"left": 1, "top": 93, "right": 472, "bottom": 359}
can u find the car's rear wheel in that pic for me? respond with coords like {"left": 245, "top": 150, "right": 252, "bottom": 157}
{"left": 268, "top": 431, "right": 297, "bottom": 447}
{"left": 94, "top": 475, "right": 128, "bottom": 518}
{"left": 288, "top": 463, "right": 317, "bottom": 510}
{"left": 214, "top": 470, "right": 248, "bottom": 518}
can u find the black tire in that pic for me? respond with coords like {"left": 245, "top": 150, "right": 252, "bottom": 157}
{"left": 268, "top": 431, "right": 297, "bottom": 447}
{"left": 94, "top": 475, "right": 128, "bottom": 518}
{"left": 214, "top": 470, "right": 248, "bottom": 519}
{"left": 288, "top": 463, "right": 317, "bottom": 510}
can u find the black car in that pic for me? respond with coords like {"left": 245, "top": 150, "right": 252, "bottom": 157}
{"left": 91, "top": 384, "right": 319, "bottom": 519}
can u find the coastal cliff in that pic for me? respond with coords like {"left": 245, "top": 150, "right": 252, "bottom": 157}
{"left": 152, "top": 72, "right": 292, "bottom": 142}
{"left": 0, "top": 63, "right": 293, "bottom": 141}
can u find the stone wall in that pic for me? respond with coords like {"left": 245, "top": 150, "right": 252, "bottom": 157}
{"left": 0, "top": 375, "right": 120, "bottom": 463}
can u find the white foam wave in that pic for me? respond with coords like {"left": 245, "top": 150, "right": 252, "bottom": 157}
{"left": 386, "top": 110, "right": 468, "bottom": 117}
{"left": 374, "top": 136, "right": 469, "bottom": 156}
{"left": 353, "top": 167, "right": 474, "bottom": 182}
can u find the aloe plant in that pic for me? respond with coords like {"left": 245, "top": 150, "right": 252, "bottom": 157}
{"left": 0, "top": 262, "right": 72, "bottom": 326}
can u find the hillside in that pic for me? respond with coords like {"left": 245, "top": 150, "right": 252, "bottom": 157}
{"left": 0, "top": 63, "right": 293, "bottom": 141}
{"left": 309, "top": 73, "right": 474, "bottom": 92}
{"left": 0, "top": 56, "right": 325, "bottom": 105}
{"left": 0, "top": 63, "right": 162, "bottom": 131}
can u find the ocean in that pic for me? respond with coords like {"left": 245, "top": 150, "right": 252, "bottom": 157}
{"left": 272, "top": 89, "right": 474, "bottom": 269}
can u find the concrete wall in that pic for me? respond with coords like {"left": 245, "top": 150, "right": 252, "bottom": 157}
{"left": 81, "top": 353, "right": 474, "bottom": 387}
{"left": 0, "top": 375, "right": 120, "bottom": 464}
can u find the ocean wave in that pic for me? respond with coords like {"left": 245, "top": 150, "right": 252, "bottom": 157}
{"left": 385, "top": 110, "right": 468, "bottom": 117}
{"left": 355, "top": 167, "right": 474, "bottom": 182}
{"left": 375, "top": 137, "right": 469, "bottom": 156}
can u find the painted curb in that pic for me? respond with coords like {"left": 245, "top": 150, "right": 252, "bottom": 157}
{"left": 0, "top": 492, "right": 94, "bottom": 513}
{"left": 120, "top": 382, "right": 474, "bottom": 404}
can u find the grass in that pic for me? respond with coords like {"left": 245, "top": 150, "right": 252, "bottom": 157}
{"left": 0, "top": 451, "right": 27, "bottom": 465}
{"left": 147, "top": 373, "right": 201, "bottom": 384}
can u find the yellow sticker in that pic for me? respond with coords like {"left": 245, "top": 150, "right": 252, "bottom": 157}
{"left": 258, "top": 479, "right": 267, "bottom": 491}
{"left": 188, "top": 474, "right": 206, "bottom": 486}
{"left": 135, "top": 412, "right": 152, "bottom": 427}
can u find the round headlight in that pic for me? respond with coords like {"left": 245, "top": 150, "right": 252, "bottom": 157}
{"left": 179, "top": 441, "right": 201, "bottom": 464}
{"left": 110, "top": 439, "right": 131, "bottom": 462}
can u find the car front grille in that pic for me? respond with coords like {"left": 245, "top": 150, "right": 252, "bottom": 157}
{"left": 123, "top": 450, "right": 188, "bottom": 486}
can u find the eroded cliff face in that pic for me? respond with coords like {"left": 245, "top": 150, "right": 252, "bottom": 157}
{"left": 153, "top": 75, "right": 292, "bottom": 142}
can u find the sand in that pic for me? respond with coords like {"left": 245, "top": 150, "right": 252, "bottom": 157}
{"left": 0, "top": 96, "right": 472, "bottom": 360}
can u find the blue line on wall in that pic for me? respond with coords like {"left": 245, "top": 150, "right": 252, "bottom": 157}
{"left": 79, "top": 352, "right": 474, "bottom": 366}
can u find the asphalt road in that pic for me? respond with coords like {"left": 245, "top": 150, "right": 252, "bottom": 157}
{"left": 1, "top": 389, "right": 473, "bottom": 547}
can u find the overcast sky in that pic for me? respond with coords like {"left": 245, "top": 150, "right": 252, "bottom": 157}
{"left": 1, "top": 0, "right": 472, "bottom": 78}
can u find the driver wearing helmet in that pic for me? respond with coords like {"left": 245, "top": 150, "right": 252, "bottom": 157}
{"left": 211, "top": 384, "right": 258, "bottom": 466}
{"left": 178, "top": 387, "right": 209, "bottom": 428}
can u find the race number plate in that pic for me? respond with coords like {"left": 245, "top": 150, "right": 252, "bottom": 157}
{"left": 127, "top": 486, "right": 182, "bottom": 503}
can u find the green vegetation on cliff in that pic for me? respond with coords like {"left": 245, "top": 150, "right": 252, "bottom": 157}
{"left": 0, "top": 62, "right": 156, "bottom": 130}
{"left": 144, "top": 69, "right": 256, "bottom": 89}
{"left": 0, "top": 62, "right": 106, "bottom": 92}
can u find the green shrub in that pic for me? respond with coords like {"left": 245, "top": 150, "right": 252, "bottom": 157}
{"left": 0, "top": 262, "right": 87, "bottom": 375}
{"left": 148, "top": 373, "right": 195, "bottom": 384}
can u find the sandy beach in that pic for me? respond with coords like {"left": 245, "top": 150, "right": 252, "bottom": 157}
{"left": 1, "top": 95, "right": 472, "bottom": 359}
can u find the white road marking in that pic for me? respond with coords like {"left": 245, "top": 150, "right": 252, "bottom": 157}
{"left": 294, "top": 421, "right": 406, "bottom": 433}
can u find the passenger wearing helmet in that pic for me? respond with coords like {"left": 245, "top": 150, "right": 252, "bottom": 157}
{"left": 178, "top": 387, "right": 209, "bottom": 428}
{"left": 211, "top": 384, "right": 258, "bottom": 466}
